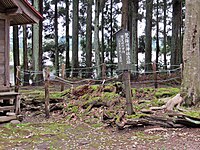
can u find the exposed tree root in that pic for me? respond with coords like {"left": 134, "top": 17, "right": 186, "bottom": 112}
{"left": 150, "top": 93, "right": 183, "bottom": 111}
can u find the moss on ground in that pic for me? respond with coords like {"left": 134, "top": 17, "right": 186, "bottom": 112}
{"left": 155, "top": 88, "right": 180, "bottom": 98}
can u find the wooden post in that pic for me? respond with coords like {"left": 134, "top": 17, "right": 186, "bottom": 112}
{"left": 123, "top": 70, "right": 134, "bottom": 115}
{"left": 152, "top": 62, "right": 158, "bottom": 88}
{"left": 61, "top": 64, "right": 65, "bottom": 91}
{"left": 44, "top": 67, "right": 50, "bottom": 118}
{"left": 15, "top": 66, "right": 21, "bottom": 92}
{"left": 15, "top": 94, "right": 20, "bottom": 115}
{"left": 102, "top": 63, "right": 106, "bottom": 79}
{"left": 180, "top": 63, "right": 183, "bottom": 79}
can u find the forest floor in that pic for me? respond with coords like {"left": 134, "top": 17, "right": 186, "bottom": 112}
{"left": 1, "top": 82, "right": 200, "bottom": 150}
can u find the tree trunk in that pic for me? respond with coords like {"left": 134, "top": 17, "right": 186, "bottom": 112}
{"left": 145, "top": 0, "right": 153, "bottom": 72}
{"left": 131, "top": 0, "right": 138, "bottom": 73}
{"left": 163, "top": 0, "right": 167, "bottom": 70}
{"left": 86, "top": 0, "right": 93, "bottom": 78}
{"left": 72, "top": 0, "right": 79, "bottom": 77}
{"left": 101, "top": 0, "right": 105, "bottom": 64}
{"left": 110, "top": 0, "right": 113, "bottom": 76}
{"left": 182, "top": 0, "right": 200, "bottom": 105}
{"left": 13, "top": 25, "right": 20, "bottom": 85}
{"left": 156, "top": 0, "right": 160, "bottom": 69}
{"left": 32, "top": 0, "right": 43, "bottom": 85}
{"left": 65, "top": 0, "right": 70, "bottom": 77}
{"left": 55, "top": 0, "right": 59, "bottom": 76}
{"left": 171, "top": 0, "right": 182, "bottom": 68}
{"left": 94, "top": 0, "right": 101, "bottom": 78}
{"left": 23, "top": 25, "right": 29, "bottom": 86}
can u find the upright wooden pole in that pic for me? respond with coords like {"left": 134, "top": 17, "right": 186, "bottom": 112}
{"left": 123, "top": 70, "right": 134, "bottom": 115}
{"left": 152, "top": 62, "right": 158, "bottom": 88}
{"left": 61, "top": 63, "right": 65, "bottom": 91}
{"left": 44, "top": 67, "right": 50, "bottom": 118}
{"left": 102, "top": 63, "right": 106, "bottom": 79}
{"left": 15, "top": 66, "right": 21, "bottom": 92}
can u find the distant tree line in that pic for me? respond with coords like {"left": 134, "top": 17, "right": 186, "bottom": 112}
{"left": 12, "top": 0, "right": 185, "bottom": 85}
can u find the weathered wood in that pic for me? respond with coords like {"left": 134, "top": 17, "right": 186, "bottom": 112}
{"left": 102, "top": 63, "right": 106, "bottom": 79}
{"left": 0, "top": 106, "right": 15, "bottom": 111}
{"left": 0, "top": 116, "right": 17, "bottom": 123}
{"left": 61, "top": 63, "right": 65, "bottom": 91}
{"left": 152, "top": 62, "right": 158, "bottom": 88}
{"left": 122, "top": 70, "right": 134, "bottom": 115}
{"left": 14, "top": 95, "right": 20, "bottom": 114}
{"left": 0, "top": 91, "right": 20, "bottom": 114}
{"left": 15, "top": 66, "right": 21, "bottom": 92}
{"left": 44, "top": 67, "right": 50, "bottom": 118}
{"left": 0, "top": 92, "right": 19, "bottom": 97}
{"left": 0, "top": 86, "right": 10, "bottom": 92}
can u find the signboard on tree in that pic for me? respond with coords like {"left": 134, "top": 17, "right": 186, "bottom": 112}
{"left": 116, "top": 29, "right": 131, "bottom": 71}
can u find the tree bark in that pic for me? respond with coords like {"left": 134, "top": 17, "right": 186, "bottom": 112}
{"left": 55, "top": 0, "right": 59, "bottom": 76}
{"left": 72, "top": 0, "right": 79, "bottom": 77}
{"left": 163, "top": 0, "right": 167, "bottom": 70}
{"left": 32, "top": 0, "right": 43, "bottom": 85}
{"left": 94, "top": 0, "right": 101, "bottom": 78}
{"left": 65, "top": 0, "right": 70, "bottom": 77}
{"left": 182, "top": 0, "right": 200, "bottom": 105}
{"left": 156, "top": 0, "right": 160, "bottom": 69}
{"left": 86, "top": 0, "right": 93, "bottom": 78}
{"left": 145, "top": 0, "right": 153, "bottom": 71}
{"left": 101, "top": 0, "right": 105, "bottom": 64}
{"left": 131, "top": 0, "right": 138, "bottom": 72}
{"left": 171, "top": 0, "right": 182, "bottom": 68}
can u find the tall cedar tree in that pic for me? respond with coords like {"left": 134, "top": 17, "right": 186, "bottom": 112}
{"left": 55, "top": 0, "right": 59, "bottom": 76}
{"left": 163, "top": 0, "right": 167, "bottom": 70}
{"left": 65, "top": 0, "right": 70, "bottom": 77}
{"left": 171, "top": 0, "right": 182, "bottom": 68}
{"left": 72, "top": 0, "right": 79, "bottom": 77}
{"left": 86, "top": 0, "right": 93, "bottom": 78}
{"left": 182, "top": 0, "right": 200, "bottom": 105}
{"left": 145, "top": 0, "right": 153, "bottom": 71}
{"left": 32, "top": 0, "right": 43, "bottom": 85}
{"left": 94, "top": 0, "right": 101, "bottom": 78}
{"left": 131, "top": 0, "right": 139, "bottom": 72}
{"left": 156, "top": 0, "right": 160, "bottom": 69}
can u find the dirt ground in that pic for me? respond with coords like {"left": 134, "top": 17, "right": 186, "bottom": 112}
{"left": 1, "top": 84, "right": 200, "bottom": 150}
{"left": 0, "top": 113, "right": 199, "bottom": 150}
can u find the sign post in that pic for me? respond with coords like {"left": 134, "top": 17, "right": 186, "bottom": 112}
{"left": 116, "top": 29, "right": 134, "bottom": 115}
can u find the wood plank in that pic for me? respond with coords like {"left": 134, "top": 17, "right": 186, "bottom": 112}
{"left": 0, "top": 75, "right": 4, "bottom": 85}
{"left": 0, "top": 116, "right": 17, "bottom": 123}
{"left": 0, "top": 40, "right": 4, "bottom": 53}
{"left": 0, "top": 65, "right": 4, "bottom": 74}
{"left": 0, "top": 86, "right": 11, "bottom": 92}
{"left": 0, "top": 52, "right": 4, "bottom": 60}
{"left": 0, "top": 106, "right": 15, "bottom": 111}
{"left": 0, "top": 92, "right": 20, "bottom": 97}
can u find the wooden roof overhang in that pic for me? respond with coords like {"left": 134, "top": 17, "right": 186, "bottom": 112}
{"left": 0, "top": 0, "right": 43, "bottom": 25}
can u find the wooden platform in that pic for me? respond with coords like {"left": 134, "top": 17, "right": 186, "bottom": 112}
{"left": 0, "top": 91, "right": 20, "bottom": 115}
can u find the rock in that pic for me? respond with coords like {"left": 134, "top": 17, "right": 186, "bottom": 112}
{"left": 6, "top": 112, "right": 16, "bottom": 116}
{"left": 10, "top": 120, "right": 21, "bottom": 124}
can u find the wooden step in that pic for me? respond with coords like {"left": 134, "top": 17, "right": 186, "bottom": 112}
{"left": 0, "top": 106, "right": 15, "bottom": 111}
